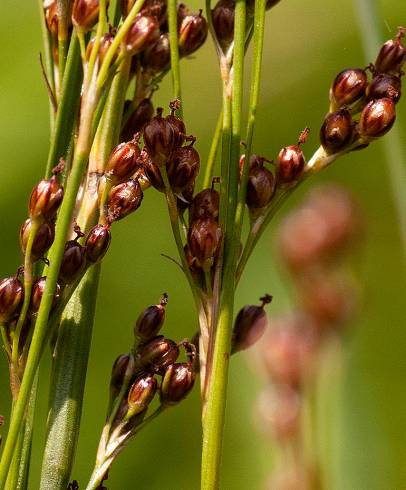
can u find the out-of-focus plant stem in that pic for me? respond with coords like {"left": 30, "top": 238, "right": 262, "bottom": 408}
{"left": 168, "top": 0, "right": 183, "bottom": 117}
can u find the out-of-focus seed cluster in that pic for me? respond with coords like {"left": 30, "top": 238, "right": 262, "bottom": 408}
{"left": 254, "top": 184, "right": 362, "bottom": 489}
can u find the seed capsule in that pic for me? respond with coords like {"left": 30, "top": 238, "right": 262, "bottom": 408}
{"left": 320, "top": 108, "right": 353, "bottom": 154}
{"left": 167, "top": 145, "right": 200, "bottom": 193}
{"left": 110, "top": 353, "right": 132, "bottom": 400}
{"left": 134, "top": 294, "right": 168, "bottom": 341}
{"left": 189, "top": 188, "right": 220, "bottom": 223}
{"left": 178, "top": 9, "right": 208, "bottom": 57}
{"left": 85, "top": 224, "right": 111, "bottom": 263}
{"left": 136, "top": 335, "right": 180, "bottom": 373}
{"left": 107, "top": 178, "right": 143, "bottom": 221}
{"left": 330, "top": 68, "right": 368, "bottom": 109}
{"left": 29, "top": 175, "right": 64, "bottom": 223}
{"left": 59, "top": 239, "right": 86, "bottom": 284}
{"left": 72, "top": 0, "right": 101, "bottom": 32}
{"left": 30, "top": 276, "right": 61, "bottom": 313}
{"left": 0, "top": 276, "right": 24, "bottom": 323}
{"left": 45, "top": 0, "right": 58, "bottom": 39}
{"left": 359, "top": 97, "right": 396, "bottom": 139}
{"left": 86, "top": 32, "right": 115, "bottom": 65}
{"left": 366, "top": 74, "right": 402, "bottom": 103}
{"left": 124, "top": 14, "right": 160, "bottom": 56}
{"left": 121, "top": 98, "right": 154, "bottom": 142}
{"left": 187, "top": 217, "right": 222, "bottom": 270}
{"left": 143, "top": 108, "right": 176, "bottom": 166}
{"left": 212, "top": 0, "right": 235, "bottom": 51}
{"left": 161, "top": 362, "right": 196, "bottom": 405}
{"left": 127, "top": 373, "right": 157, "bottom": 417}
{"left": 122, "top": 0, "right": 167, "bottom": 25}
{"left": 20, "top": 219, "right": 55, "bottom": 260}
{"left": 141, "top": 149, "right": 165, "bottom": 192}
{"left": 142, "top": 33, "right": 170, "bottom": 74}
{"left": 232, "top": 295, "right": 272, "bottom": 353}
{"left": 277, "top": 129, "right": 308, "bottom": 185}
{"left": 105, "top": 140, "right": 141, "bottom": 184}
{"left": 374, "top": 27, "right": 406, "bottom": 75}
{"left": 246, "top": 161, "right": 275, "bottom": 209}
{"left": 166, "top": 101, "right": 186, "bottom": 148}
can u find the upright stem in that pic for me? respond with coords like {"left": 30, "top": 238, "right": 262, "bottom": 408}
{"left": 203, "top": 111, "right": 223, "bottom": 189}
{"left": 168, "top": 0, "right": 183, "bottom": 116}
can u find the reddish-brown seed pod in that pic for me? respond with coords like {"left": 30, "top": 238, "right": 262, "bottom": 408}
{"left": 178, "top": 10, "right": 208, "bottom": 57}
{"left": 72, "top": 0, "right": 101, "bottom": 32}
{"left": 232, "top": 295, "right": 272, "bottom": 353}
{"left": 187, "top": 217, "right": 222, "bottom": 270}
{"left": 366, "top": 74, "right": 402, "bottom": 103}
{"left": 85, "top": 224, "right": 111, "bottom": 263}
{"left": 127, "top": 373, "right": 157, "bottom": 416}
{"left": 212, "top": 0, "right": 235, "bottom": 50}
{"left": 277, "top": 145, "right": 305, "bottom": 185}
{"left": 110, "top": 353, "right": 132, "bottom": 400}
{"left": 374, "top": 27, "right": 406, "bottom": 75}
{"left": 189, "top": 188, "right": 220, "bottom": 223}
{"left": 359, "top": 97, "right": 396, "bottom": 139}
{"left": 141, "top": 149, "right": 165, "bottom": 192}
{"left": 160, "top": 362, "right": 196, "bottom": 405}
{"left": 143, "top": 109, "right": 176, "bottom": 166}
{"left": 58, "top": 239, "right": 87, "bottom": 284}
{"left": 246, "top": 165, "right": 275, "bottom": 209}
{"left": 134, "top": 294, "right": 168, "bottom": 341}
{"left": 0, "top": 276, "right": 24, "bottom": 323}
{"left": 107, "top": 178, "right": 144, "bottom": 221}
{"left": 105, "top": 140, "right": 141, "bottom": 184}
{"left": 320, "top": 108, "right": 354, "bottom": 154}
{"left": 166, "top": 102, "right": 186, "bottom": 148}
{"left": 121, "top": 98, "right": 154, "bottom": 142}
{"left": 45, "top": 0, "right": 58, "bottom": 39}
{"left": 124, "top": 14, "right": 160, "bottom": 56}
{"left": 20, "top": 219, "right": 55, "bottom": 260}
{"left": 329, "top": 68, "right": 368, "bottom": 109}
{"left": 86, "top": 32, "right": 115, "bottom": 65}
{"left": 29, "top": 175, "right": 64, "bottom": 222}
{"left": 122, "top": 0, "right": 167, "bottom": 25}
{"left": 30, "top": 276, "right": 61, "bottom": 313}
{"left": 136, "top": 335, "right": 180, "bottom": 373}
{"left": 167, "top": 145, "right": 200, "bottom": 193}
{"left": 142, "top": 33, "right": 170, "bottom": 74}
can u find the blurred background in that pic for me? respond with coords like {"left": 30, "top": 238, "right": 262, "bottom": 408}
{"left": 0, "top": 0, "right": 405, "bottom": 488}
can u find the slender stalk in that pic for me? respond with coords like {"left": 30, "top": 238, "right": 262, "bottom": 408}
{"left": 168, "top": 0, "right": 183, "bottom": 117}
{"left": 56, "top": 0, "right": 71, "bottom": 88}
{"left": 203, "top": 111, "right": 223, "bottom": 189}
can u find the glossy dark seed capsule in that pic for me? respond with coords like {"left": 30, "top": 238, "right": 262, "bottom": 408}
{"left": 85, "top": 224, "right": 111, "bottom": 263}
{"left": 167, "top": 145, "right": 200, "bottom": 193}
{"left": 134, "top": 293, "right": 168, "bottom": 341}
{"left": 86, "top": 32, "right": 115, "bottom": 65}
{"left": 374, "top": 27, "right": 406, "bottom": 75}
{"left": 107, "top": 179, "right": 143, "bottom": 221}
{"left": 20, "top": 218, "right": 55, "bottom": 260}
{"left": 178, "top": 9, "right": 208, "bottom": 57}
{"left": 246, "top": 163, "right": 275, "bottom": 209}
{"left": 232, "top": 294, "right": 272, "bottom": 353}
{"left": 105, "top": 140, "right": 141, "bottom": 184}
{"left": 320, "top": 108, "right": 353, "bottom": 154}
{"left": 330, "top": 68, "right": 368, "bottom": 109}
{"left": 277, "top": 130, "right": 308, "bottom": 185}
{"left": 142, "top": 33, "right": 170, "bottom": 74}
{"left": 110, "top": 353, "right": 132, "bottom": 400}
{"left": 143, "top": 108, "right": 176, "bottom": 166}
{"left": 187, "top": 217, "right": 222, "bottom": 270}
{"left": 141, "top": 149, "right": 165, "bottom": 192}
{"left": 124, "top": 14, "right": 160, "bottom": 56}
{"left": 166, "top": 101, "right": 186, "bottom": 148}
{"left": 29, "top": 175, "right": 64, "bottom": 223}
{"left": 72, "top": 0, "right": 101, "bottom": 32}
{"left": 212, "top": 0, "right": 235, "bottom": 50}
{"left": 30, "top": 276, "right": 61, "bottom": 313}
{"left": 136, "top": 335, "right": 180, "bottom": 373}
{"left": 366, "top": 74, "right": 402, "bottom": 103}
{"left": 122, "top": 0, "right": 167, "bottom": 25}
{"left": 189, "top": 188, "right": 220, "bottom": 223}
{"left": 161, "top": 362, "right": 196, "bottom": 405}
{"left": 127, "top": 373, "right": 157, "bottom": 417}
{"left": 59, "top": 239, "right": 87, "bottom": 284}
{"left": 121, "top": 98, "right": 154, "bottom": 142}
{"left": 359, "top": 97, "right": 396, "bottom": 139}
{"left": 0, "top": 276, "right": 24, "bottom": 323}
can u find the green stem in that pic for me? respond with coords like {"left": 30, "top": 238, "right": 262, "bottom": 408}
{"left": 168, "top": 0, "right": 183, "bottom": 117}
{"left": 203, "top": 111, "right": 223, "bottom": 189}
{"left": 56, "top": 0, "right": 71, "bottom": 89}
{"left": 40, "top": 266, "right": 101, "bottom": 490}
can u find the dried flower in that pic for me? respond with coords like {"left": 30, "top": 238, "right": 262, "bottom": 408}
{"left": 359, "top": 97, "right": 396, "bottom": 139}
{"left": 124, "top": 14, "right": 160, "bottom": 56}
{"left": 0, "top": 276, "right": 24, "bottom": 323}
{"left": 30, "top": 276, "right": 61, "bottom": 313}
{"left": 134, "top": 293, "right": 168, "bottom": 341}
{"left": 20, "top": 219, "right": 55, "bottom": 260}
{"left": 178, "top": 9, "right": 208, "bottom": 57}
{"left": 105, "top": 140, "right": 141, "bottom": 184}
{"left": 366, "top": 74, "right": 402, "bottom": 103}
{"left": 29, "top": 174, "right": 64, "bottom": 223}
{"left": 136, "top": 335, "right": 180, "bottom": 373}
{"left": 329, "top": 68, "right": 368, "bottom": 109}
{"left": 85, "top": 224, "right": 111, "bottom": 263}
{"left": 320, "top": 108, "right": 353, "bottom": 154}
{"left": 107, "top": 178, "right": 143, "bottom": 221}
{"left": 374, "top": 27, "right": 406, "bottom": 75}
{"left": 160, "top": 362, "right": 196, "bottom": 405}
{"left": 187, "top": 217, "right": 222, "bottom": 270}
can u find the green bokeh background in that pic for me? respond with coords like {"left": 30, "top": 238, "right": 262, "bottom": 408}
{"left": 0, "top": 1, "right": 405, "bottom": 488}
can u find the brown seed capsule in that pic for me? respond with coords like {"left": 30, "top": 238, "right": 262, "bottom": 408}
{"left": 161, "top": 362, "right": 196, "bottom": 405}
{"left": 178, "top": 10, "right": 208, "bottom": 57}
{"left": 366, "top": 74, "right": 402, "bottom": 103}
{"left": 0, "top": 276, "right": 24, "bottom": 323}
{"left": 136, "top": 335, "right": 180, "bottom": 373}
{"left": 122, "top": 0, "right": 167, "bottom": 25}
{"left": 107, "top": 178, "right": 144, "bottom": 221}
{"left": 124, "top": 14, "right": 160, "bottom": 56}
{"left": 45, "top": 0, "right": 58, "bottom": 39}
{"left": 166, "top": 101, "right": 186, "bottom": 148}
{"left": 167, "top": 145, "right": 200, "bottom": 193}
{"left": 30, "top": 276, "right": 61, "bottom": 313}
{"left": 134, "top": 294, "right": 168, "bottom": 341}
{"left": 189, "top": 188, "right": 220, "bottom": 223}
{"left": 29, "top": 175, "right": 64, "bottom": 223}
{"left": 187, "top": 217, "right": 222, "bottom": 270}
{"left": 330, "top": 68, "right": 368, "bottom": 109}
{"left": 141, "top": 149, "right": 165, "bottom": 192}
{"left": 142, "top": 33, "right": 170, "bottom": 74}
{"left": 72, "top": 0, "right": 101, "bottom": 32}
{"left": 374, "top": 27, "right": 406, "bottom": 75}
{"left": 232, "top": 294, "right": 272, "bottom": 353}
{"left": 212, "top": 0, "right": 235, "bottom": 51}
{"left": 85, "top": 224, "right": 111, "bottom": 263}
{"left": 127, "top": 373, "right": 157, "bottom": 417}
{"left": 105, "top": 140, "right": 141, "bottom": 184}
{"left": 277, "top": 130, "right": 308, "bottom": 185}
{"left": 320, "top": 108, "right": 353, "bottom": 154}
{"left": 110, "top": 353, "right": 132, "bottom": 400}
{"left": 20, "top": 219, "right": 55, "bottom": 260}
{"left": 143, "top": 108, "right": 176, "bottom": 166}
{"left": 85, "top": 32, "right": 115, "bottom": 65}
{"left": 59, "top": 239, "right": 86, "bottom": 284}
{"left": 359, "top": 97, "right": 396, "bottom": 139}
{"left": 246, "top": 163, "right": 275, "bottom": 209}
{"left": 121, "top": 99, "right": 154, "bottom": 142}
